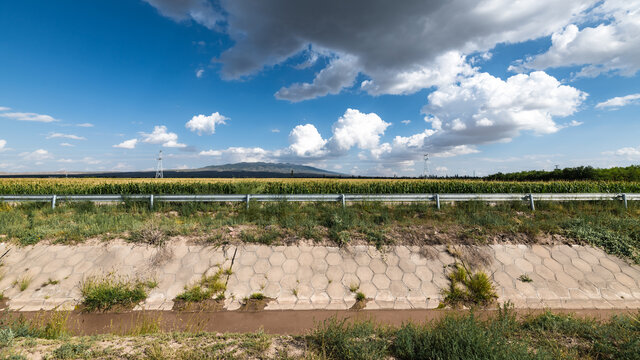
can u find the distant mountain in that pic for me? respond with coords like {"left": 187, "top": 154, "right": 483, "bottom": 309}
{"left": 0, "top": 162, "right": 343, "bottom": 178}
{"left": 191, "top": 162, "right": 340, "bottom": 176}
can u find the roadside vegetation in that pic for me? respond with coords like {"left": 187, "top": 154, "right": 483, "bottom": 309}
{"left": 2, "top": 177, "right": 640, "bottom": 194}
{"left": 1, "top": 199, "right": 638, "bottom": 263}
{"left": 0, "top": 307, "right": 638, "bottom": 359}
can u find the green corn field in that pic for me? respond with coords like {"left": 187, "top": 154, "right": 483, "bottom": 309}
{"left": 1, "top": 178, "right": 640, "bottom": 194}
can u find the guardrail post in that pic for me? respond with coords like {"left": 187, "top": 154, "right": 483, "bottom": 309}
{"left": 528, "top": 193, "right": 535, "bottom": 211}
{"left": 149, "top": 194, "right": 154, "bottom": 210}
{"left": 435, "top": 194, "right": 440, "bottom": 210}
{"left": 246, "top": 194, "right": 251, "bottom": 210}
{"left": 341, "top": 194, "right": 346, "bottom": 208}
{"left": 622, "top": 193, "right": 628, "bottom": 209}
{"left": 51, "top": 195, "right": 57, "bottom": 209}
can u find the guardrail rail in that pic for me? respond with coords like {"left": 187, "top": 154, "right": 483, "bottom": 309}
{"left": 0, "top": 193, "right": 637, "bottom": 210}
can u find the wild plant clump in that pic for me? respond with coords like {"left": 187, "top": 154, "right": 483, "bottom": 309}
{"left": 175, "top": 267, "right": 227, "bottom": 302}
{"left": 441, "top": 263, "right": 497, "bottom": 308}
{"left": 130, "top": 222, "right": 166, "bottom": 246}
{"left": 80, "top": 274, "right": 153, "bottom": 312}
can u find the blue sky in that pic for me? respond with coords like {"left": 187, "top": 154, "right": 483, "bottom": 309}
{"left": 0, "top": 0, "right": 639, "bottom": 176}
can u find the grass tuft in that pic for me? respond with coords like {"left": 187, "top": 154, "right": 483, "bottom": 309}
{"left": 442, "top": 263, "right": 497, "bottom": 308}
{"left": 519, "top": 274, "right": 533, "bottom": 283}
{"left": 14, "top": 275, "right": 31, "bottom": 292}
{"left": 175, "top": 267, "right": 226, "bottom": 302}
{"left": 80, "top": 274, "right": 151, "bottom": 312}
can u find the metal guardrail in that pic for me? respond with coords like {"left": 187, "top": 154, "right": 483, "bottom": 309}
{"left": 0, "top": 193, "right": 637, "bottom": 210}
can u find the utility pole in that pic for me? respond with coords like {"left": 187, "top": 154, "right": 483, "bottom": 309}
{"left": 155, "top": 150, "right": 163, "bottom": 179}
{"left": 423, "top": 153, "right": 429, "bottom": 178}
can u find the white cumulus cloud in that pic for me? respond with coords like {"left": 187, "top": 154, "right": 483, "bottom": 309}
{"left": 185, "top": 112, "right": 229, "bottom": 135}
{"left": 20, "top": 149, "right": 52, "bottom": 161}
{"left": 604, "top": 145, "right": 640, "bottom": 158}
{"left": 596, "top": 93, "right": 640, "bottom": 109}
{"left": 141, "top": 125, "right": 186, "bottom": 148}
{"left": 199, "top": 149, "right": 222, "bottom": 156}
{"left": 329, "top": 109, "right": 391, "bottom": 152}
{"left": 288, "top": 124, "right": 327, "bottom": 157}
{"left": 113, "top": 139, "right": 138, "bottom": 149}
{"left": 423, "top": 71, "right": 586, "bottom": 151}
{"left": 0, "top": 140, "right": 6, "bottom": 151}
{"left": 520, "top": 1, "right": 640, "bottom": 77}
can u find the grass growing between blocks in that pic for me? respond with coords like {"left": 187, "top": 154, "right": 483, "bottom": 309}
{"left": 175, "top": 268, "right": 227, "bottom": 303}
{"left": 80, "top": 274, "right": 156, "bottom": 312}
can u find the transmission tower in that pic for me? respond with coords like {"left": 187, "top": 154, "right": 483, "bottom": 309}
{"left": 423, "top": 153, "right": 429, "bottom": 178}
{"left": 155, "top": 150, "right": 163, "bottom": 179}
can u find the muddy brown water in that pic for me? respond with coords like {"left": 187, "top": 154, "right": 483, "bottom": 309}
{"left": 5, "top": 309, "right": 637, "bottom": 336}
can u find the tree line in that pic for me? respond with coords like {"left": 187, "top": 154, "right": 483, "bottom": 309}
{"left": 486, "top": 165, "right": 640, "bottom": 181}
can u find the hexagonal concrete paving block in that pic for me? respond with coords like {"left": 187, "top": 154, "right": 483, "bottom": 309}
{"left": 356, "top": 267, "right": 374, "bottom": 283}
{"left": 372, "top": 274, "right": 391, "bottom": 290}
{"left": 269, "top": 252, "right": 286, "bottom": 266}
{"left": 370, "top": 258, "right": 387, "bottom": 274}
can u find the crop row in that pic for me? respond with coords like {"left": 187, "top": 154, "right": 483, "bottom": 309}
{"left": 1, "top": 178, "right": 640, "bottom": 194}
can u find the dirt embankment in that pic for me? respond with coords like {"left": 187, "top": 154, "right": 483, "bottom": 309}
{"left": 6, "top": 308, "right": 636, "bottom": 336}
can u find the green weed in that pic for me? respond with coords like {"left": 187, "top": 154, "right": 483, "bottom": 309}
{"left": 80, "top": 274, "right": 151, "bottom": 312}
{"left": 441, "top": 264, "right": 497, "bottom": 308}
